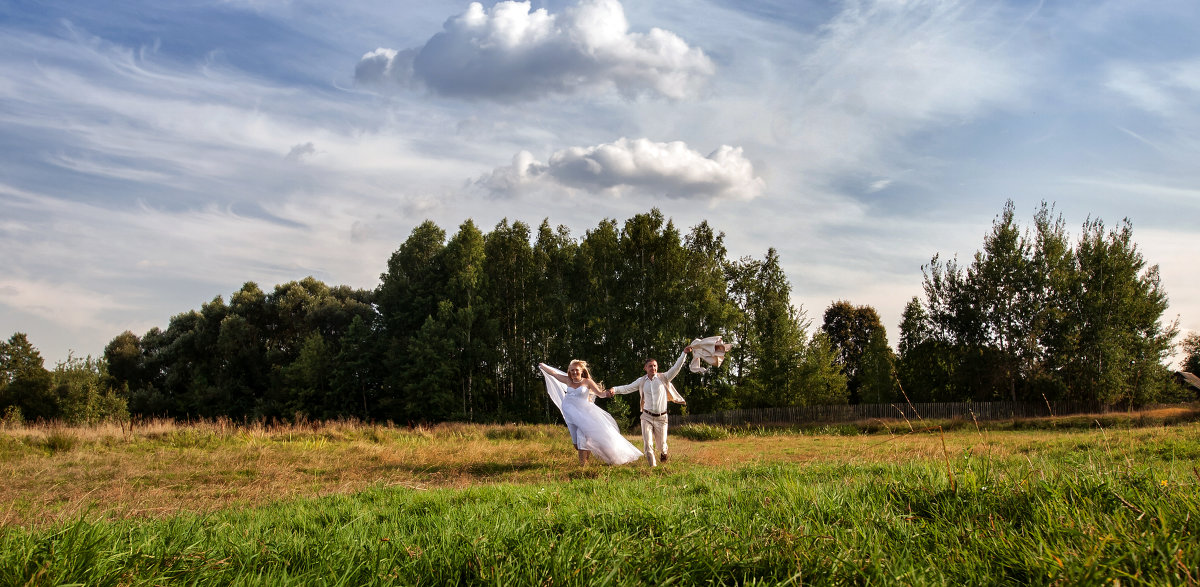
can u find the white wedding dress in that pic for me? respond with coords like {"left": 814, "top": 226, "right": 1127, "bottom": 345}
{"left": 542, "top": 366, "right": 643, "bottom": 465}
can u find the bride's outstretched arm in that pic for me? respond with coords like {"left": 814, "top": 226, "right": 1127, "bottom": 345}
{"left": 538, "top": 363, "right": 572, "bottom": 385}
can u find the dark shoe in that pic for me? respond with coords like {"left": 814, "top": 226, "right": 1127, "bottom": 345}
{"left": 660, "top": 453, "right": 668, "bottom": 462}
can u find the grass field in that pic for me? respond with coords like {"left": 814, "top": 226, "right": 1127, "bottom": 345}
{"left": 2, "top": 408, "right": 1199, "bottom": 585}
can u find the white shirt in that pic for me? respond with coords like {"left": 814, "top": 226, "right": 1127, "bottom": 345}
{"left": 612, "top": 351, "right": 687, "bottom": 414}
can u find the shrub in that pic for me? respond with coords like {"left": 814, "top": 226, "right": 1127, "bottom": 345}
{"left": 1, "top": 405, "right": 23, "bottom": 428}
{"left": 674, "top": 424, "right": 730, "bottom": 441}
{"left": 485, "top": 424, "right": 547, "bottom": 441}
{"left": 42, "top": 430, "right": 77, "bottom": 453}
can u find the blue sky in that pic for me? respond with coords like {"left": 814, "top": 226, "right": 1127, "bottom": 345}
{"left": 2, "top": 0, "right": 1198, "bottom": 367}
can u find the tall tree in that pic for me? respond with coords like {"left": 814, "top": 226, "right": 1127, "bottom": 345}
{"left": 332, "top": 315, "right": 383, "bottom": 420}
{"left": 402, "top": 302, "right": 463, "bottom": 421}
{"left": 724, "top": 255, "right": 761, "bottom": 392}
{"left": 797, "top": 332, "right": 849, "bottom": 406}
{"left": 103, "top": 331, "right": 144, "bottom": 395}
{"left": 858, "top": 329, "right": 899, "bottom": 404}
{"left": 969, "top": 201, "right": 1031, "bottom": 401}
{"left": 1182, "top": 333, "right": 1200, "bottom": 375}
{"left": 1059, "top": 217, "right": 1176, "bottom": 406}
{"left": 678, "top": 221, "right": 739, "bottom": 412}
{"left": 897, "top": 297, "right": 956, "bottom": 402}
{"left": 482, "top": 219, "right": 537, "bottom": 419}
{"left": 531, "top": 220, "right": 578, "bottom": 422}
{"left": 575, "top": 218, "right": 626, "bottom": 381}
{"left": 376, "top": 221, "right": 447, "bottom": 420}
{"left": 616, "top": 209, "right": 690, "bottom": 361}
{"left": 216, "top": 282, "right": 270, "bottom": 419}
{"left": 376, "top": 221, "right": 448, "bottom": 337}
{"left": 821, "top": 301, "right": 885, "bottom": 403}
{"left": 740, "top": 249, "right": 811, "bottom": 407}
{"left": 440, "top": 220, "right": 490, "bottom": 421}
{"left": 0, "top": 333, "right": 55, "bottom": 421}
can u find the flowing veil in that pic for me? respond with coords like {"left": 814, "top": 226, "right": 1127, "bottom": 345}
{"left": 541, "top": 365, "right": 568, "bottom": 415}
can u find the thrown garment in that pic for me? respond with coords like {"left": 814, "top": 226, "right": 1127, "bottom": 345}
{"left": 688, "top": 336, "right": 735, "bottom": 374}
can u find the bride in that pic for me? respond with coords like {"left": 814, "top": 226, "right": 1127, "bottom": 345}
{"left": 538, "top": 360, "right": 644, "bottom": 466}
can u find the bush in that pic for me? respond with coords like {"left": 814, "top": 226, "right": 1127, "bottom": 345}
{"left": 485, "top": 424, "right": 547, "bottom": 441}
{"left": 674, "top": 424, "right": 730, "bottom": 441}
{"left": 42, "top": 430, "right": 77, "bottom": 453}
{"left": 1, "top": 405, "right": 22, "bottom": 429}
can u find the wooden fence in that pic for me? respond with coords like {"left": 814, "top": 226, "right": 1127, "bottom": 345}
{"left": 673, "top": 399, "right": 1112, "bottom": 427}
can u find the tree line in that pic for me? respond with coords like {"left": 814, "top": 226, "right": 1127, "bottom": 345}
{"left": 2, "top": 204, "right": 1194, "bottom": 426}
{"left": 893, "top": 201, "right": 1189, "bottom": 407}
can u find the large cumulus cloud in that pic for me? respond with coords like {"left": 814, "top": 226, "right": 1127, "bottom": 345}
{"left": 355, "top": 0, "right": 714, "bottom": 100}
{"left": 480, "top": 137, "right": 764, "bottom": 201}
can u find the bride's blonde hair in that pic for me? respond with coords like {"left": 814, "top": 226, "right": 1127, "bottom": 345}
{"left": 567, "top": 359, "right": 603, "bottom": 389}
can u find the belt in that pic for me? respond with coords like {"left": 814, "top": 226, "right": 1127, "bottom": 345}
{"left": 642, "top": 410, "right": 665, "bottom": 417}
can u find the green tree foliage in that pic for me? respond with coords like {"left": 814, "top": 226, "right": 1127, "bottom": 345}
{"left": 821, "top": 301, "right": 887, "bottom": 403}
{"left": 481, "top": 219, "right": 536, "bottom": 420}
{"left": 0, "top": 333, "right": 55, "bottom": 421}
{"left": 729, "top": 249, "right": 843, "bottom": 408}
{"left": 910, "top": 201, "right": 1177, "bottom": 407}
{"left": 857, "top": 329, "right": 898, "bottom": 404}
{"left": 798, "top": 332, "right": 849, "bottom": 405}
{"left": 896, "top": 298, "right": 957, "bottom": 402}
{"left": 439, "top": 220, "right": 491, "bottom": 421}
{"left": 1183, "top": 333, "right": 1200, "bottom": 375}
{"left": 103, "top": 331, "right": 143, "bottom": 394}
{"left": 376, "top": 220, "right": 446, "bottom": 421}
{"left": 332, "top": 315, "right": 383, "bottom": 421}
{"left": 1, "top": 336, "right": 129, "bottom": 424}
{"left": 99, "top": 210, "right": 850, "bottom": 424}
{"left": 51, "top": 354, "right": 129, "bottom": 425}
{"left": 115, "top": 277, "right": 374, "bottom": 420}
{"left": 1055, "top": 218, "right": 1176, "bottom": 407}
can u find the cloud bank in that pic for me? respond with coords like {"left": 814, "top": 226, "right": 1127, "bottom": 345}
{"left": 480, "top": 137, "right": 764, "bottom": 201}
{"left": 355, "top": 0, "right": 714, "bottom": 100}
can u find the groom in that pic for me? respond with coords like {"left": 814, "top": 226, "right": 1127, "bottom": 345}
{"left": 608, "top": 345, "right": 692, "bottom": 467}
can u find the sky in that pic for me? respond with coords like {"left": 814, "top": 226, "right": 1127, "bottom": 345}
{"left": 2, "top": 0, "right": 1198, "bottom": 369}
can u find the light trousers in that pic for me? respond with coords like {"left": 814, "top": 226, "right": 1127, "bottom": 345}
{"left": 639, "top": 411, "right": 669, "bottom": 466}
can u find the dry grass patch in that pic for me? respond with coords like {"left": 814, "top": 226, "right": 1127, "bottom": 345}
{"left": 0, "top": 419, "right": 583, "bottom": 528}
{"left": 5, "top": 417, "right": 1199, "bottom": 529}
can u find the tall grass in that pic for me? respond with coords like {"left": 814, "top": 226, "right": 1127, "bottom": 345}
{"left": 2, "top": 418, "right": 1198, "bottom": 584}
{"left": 3, "top": 452, "right": 1197, "bottom": 585}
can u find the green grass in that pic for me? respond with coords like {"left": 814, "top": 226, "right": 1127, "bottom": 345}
{"left": 2, "top": 432, "right": 1199, "bottom": 586}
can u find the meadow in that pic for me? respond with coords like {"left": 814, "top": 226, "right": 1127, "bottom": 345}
{"left": 1, "top": 408, "right": 1199, "bottom": 585}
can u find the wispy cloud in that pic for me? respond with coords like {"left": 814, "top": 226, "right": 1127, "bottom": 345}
{"left": 769, "top": 0, "right": 1031, "bottom": 186}
{"left": 355, "top": 0, "right": 715, "bottom": 100}
{"left": 1105, "top": 58, "right": 1200, "bottom": 128}
{"left": 2, "top": 0, "right": 1200, "bottom": 365}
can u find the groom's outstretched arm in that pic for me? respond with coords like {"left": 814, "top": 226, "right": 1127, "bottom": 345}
{"left": 662, "top": 351, "right": 688, "bottom": 382}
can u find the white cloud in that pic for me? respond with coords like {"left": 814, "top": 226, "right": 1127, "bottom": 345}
{"left": 480, "top": 137, "right": 764, "bottom": 201}
{"left": 355, "top": 0, "right": 714, "bottom": 100}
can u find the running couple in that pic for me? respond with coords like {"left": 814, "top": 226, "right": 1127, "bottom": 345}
{"left": 538, "top": 337, "right": 733, "bottom": 467}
